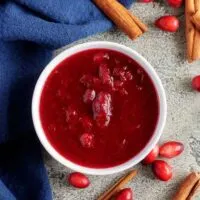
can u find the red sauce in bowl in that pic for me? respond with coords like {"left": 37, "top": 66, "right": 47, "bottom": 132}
{"left": 40, "top": 49, "right": 159, "bottom": 168}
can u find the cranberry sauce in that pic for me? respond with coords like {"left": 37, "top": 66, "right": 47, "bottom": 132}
{"left": 40, "top": 49, "right": 159, "bottom": 168}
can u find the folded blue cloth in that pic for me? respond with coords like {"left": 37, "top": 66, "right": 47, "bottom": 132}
{"left": 0, "top": 0, "right": 133, "bottom": 199}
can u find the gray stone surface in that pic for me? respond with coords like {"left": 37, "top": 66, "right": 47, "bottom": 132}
{"left": 44, "top": 2, "right": 200, "bottom": 199}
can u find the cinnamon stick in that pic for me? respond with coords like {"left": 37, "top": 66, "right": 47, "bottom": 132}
{"left": 173, "top": 172, "right": 200, "bottom": 200}
{"left": 186, "top": 0, "right": 200, "bottom": 62}
{"left": 97, "top": 170, "right": 137, "bottom": 200}
{"left": 186, "top": 0, "right": 195, "bottom": 63}
{"left": 191, "top": 11, "right": 200, "bottom": 30}
{"left": 193, "top": 0, "right": 200, "bottom": 61}
{"left": 187, "top": 180, "right": 200, "bottom": 200}
{"left": 93, "top": 0, "right": 147, "bottom": 40}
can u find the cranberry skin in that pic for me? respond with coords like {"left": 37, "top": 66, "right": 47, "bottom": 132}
{"left": 68, "top": 172, "right": 90, "bottom": 188}
{"left": 167, "top": 0, "right": 183, "bottom": 8}
{"left": 152, "top": 160, "right": 172, "bottom": 181}
{"left": 115, "top": 188, "right": 133, "bottom": 200}
{"left": 92, "top": 92, "right": 112, "bottom": 128}
{"left": 192, "top": 75, "right": 200, "bottom": 92}
{"left": 155, "top": 16, "right": 179, "bottom": 32}
{"left": 159, "top": 141, "right": 184, "bottom": 158}
{"left": 83, "top": 89, "right": 96, "bottom": 104}
{"left": 143, "top": 144, "right": 159, "bottom": 164}
{"left": 80, "top": 133, "right": 94, "bottom": 148}
{"left": 93, "top": 52, "right": 109, "bottom": 64}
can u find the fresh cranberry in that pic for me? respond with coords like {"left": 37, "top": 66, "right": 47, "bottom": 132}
{"left": 152, "top": 160, "right": 172, "bottom": 181}
{"left": 115, "top": 188, "right": 133, "bottom": 200}
{"left": 83, "top": 89, "right": 96, "bottom": 104}
{"left": 159, "top": 141, "right": 184, "bottom": 158}
{"left": 68, "top": 172, "right": 90, "bottom": 188}
{"left": 93, "top": 52, "right": 109, "bottom": 64}
{"left": 79, "top": 116, "right": 93, "bottom": 130}
{"left": 155, "top": 16, "right": 179, "bottom": 32}
{"left": 143, "top": 144, "right": 159, "bottom": 164}
{"left": 99, "top": 64, "right": 114, "bottom": 88}
{"left": 192, "top": 75, "right": 200, "bottom": 92}
{"left": 167, "top": 0, "right": 183, "bottom": 8}
{"left": 80, "top": 133, "right": 94, "bottom": 148}
{"left": 92, "top": 92, "right": 112, "bottom": 128}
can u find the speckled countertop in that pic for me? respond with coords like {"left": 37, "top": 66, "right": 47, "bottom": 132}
{"left": 44, "top": 2, "right": 200, "bottom": 200}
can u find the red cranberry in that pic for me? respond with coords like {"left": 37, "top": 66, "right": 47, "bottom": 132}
{"left": 159, "top": 141, "right": 184, "bottom": 158}
{"left": 192, "top": 75, "right": 200, "bottom": 92}
{"left": 155, "top": 16, "right": 179, "bottom": 32}
{"left": 80, "top": 133, "right": 94, "bottom": 148}
{"left": 152, "top": 160, "right": 172, "bottom": 181}
{"left": 68, "top": 172, "right": 90, "bottom": 188}
{"left": 115, "top": 188, "right": 133, "bottom": 200}
{"left": 83, "top": 89, "right": 96, "bottom": 104}
{"left": 142, "top": 144, "right": 159, "bottom": 164}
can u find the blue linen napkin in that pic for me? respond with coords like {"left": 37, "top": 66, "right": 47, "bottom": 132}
{"left": 0, "top": 0, "right": 134, "bottom": 199}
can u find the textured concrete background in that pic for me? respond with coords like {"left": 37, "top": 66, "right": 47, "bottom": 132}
{"left": 44, "top": 2, "right": 200, "bottom": 199}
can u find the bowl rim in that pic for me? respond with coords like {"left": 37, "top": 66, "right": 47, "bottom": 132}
{"left": 32, "top": 41, "right": 167, "bottom": 175}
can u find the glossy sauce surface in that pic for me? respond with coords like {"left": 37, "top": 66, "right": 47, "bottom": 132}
{"left": 40, "top": 49, "right": 159, "bottom": 168}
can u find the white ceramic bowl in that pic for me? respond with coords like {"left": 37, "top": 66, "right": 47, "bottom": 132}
{"left": 32, "top": 41, "right": 167, "bottom": 175}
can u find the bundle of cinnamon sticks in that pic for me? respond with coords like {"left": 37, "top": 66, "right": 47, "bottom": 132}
{"left": 186, "top": 0, "right": 200, "bottom": 62}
